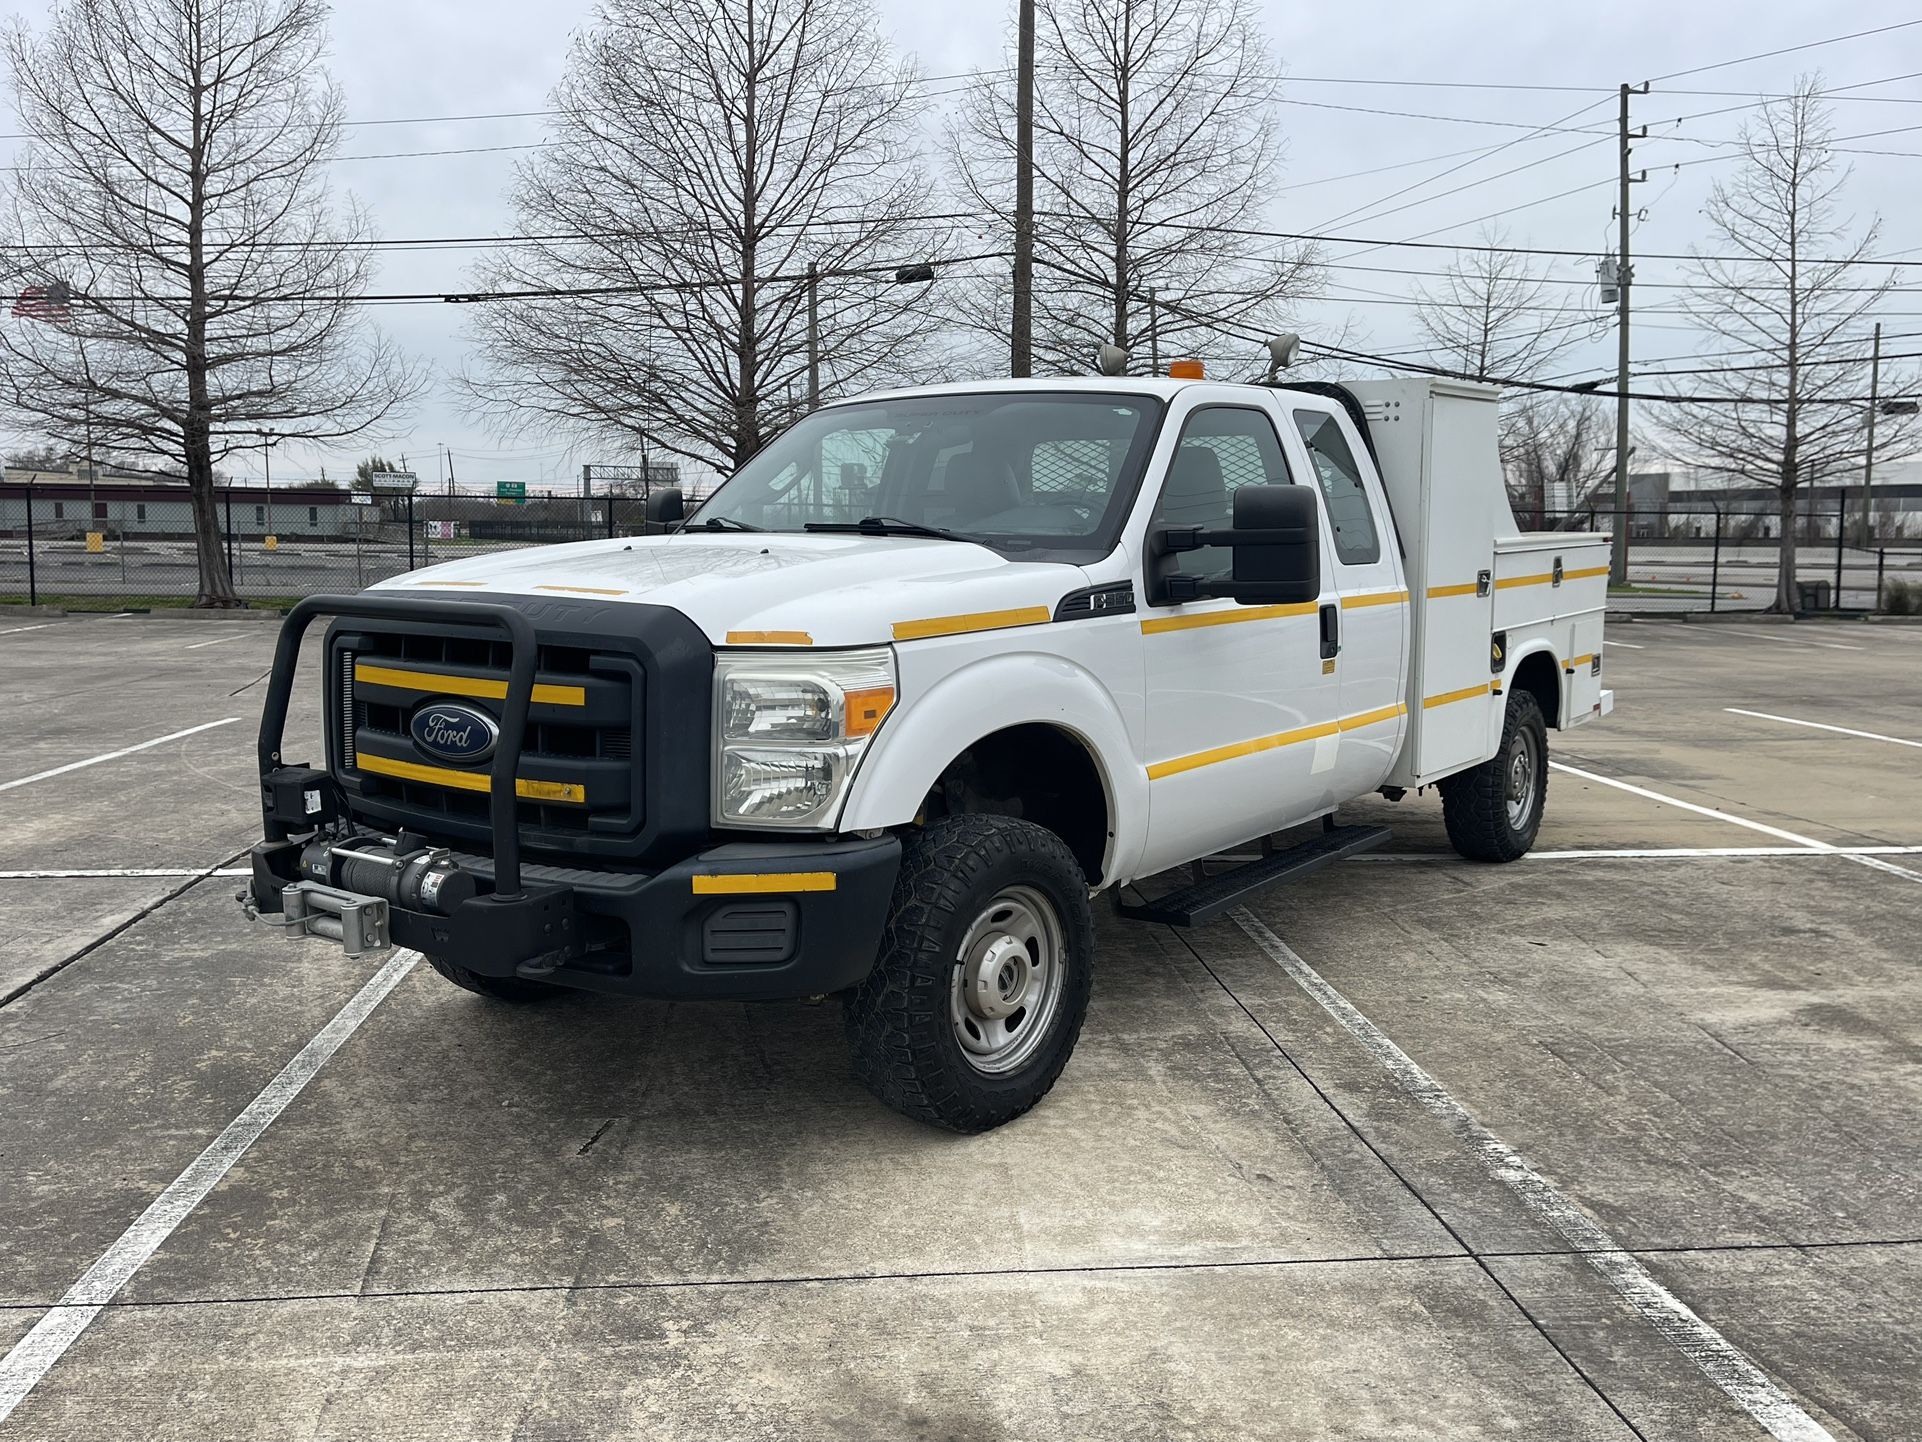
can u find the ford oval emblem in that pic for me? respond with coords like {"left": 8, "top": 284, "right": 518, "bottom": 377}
{"left": 410, "top": 702, "right": 499, "bottom": 765}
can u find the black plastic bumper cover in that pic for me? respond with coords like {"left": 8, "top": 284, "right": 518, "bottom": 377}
{"left": 251, "top": 832, "right": 902, "bottom": 1002}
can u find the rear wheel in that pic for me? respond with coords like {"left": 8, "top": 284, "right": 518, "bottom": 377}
{"left": 1441, "top": 690, "right": 1548, "bottom": 862}
{"left": 425, "top": 953, "right": 560, "bottom": 1003}
{"left": 844, "top": 814, "right": 1094, "bottom": 1132}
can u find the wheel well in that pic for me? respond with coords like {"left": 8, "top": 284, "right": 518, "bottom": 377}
{"left": 1512, "top": 648, "right": 1561, "bottom": 727}
{"left": 920, "top": 724, "right": 1111, "bottom": 884}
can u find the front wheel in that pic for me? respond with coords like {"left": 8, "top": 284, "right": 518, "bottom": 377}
{"left": 1441, "top": 689, "right": 1548, "bottom": 862}
{"left": 844, "top": 814, "right": 1094, "bottom": 1132}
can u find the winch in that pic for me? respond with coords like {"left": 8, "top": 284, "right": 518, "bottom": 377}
{"left": 249, "top": 832, "right": 477, "bottom": 959}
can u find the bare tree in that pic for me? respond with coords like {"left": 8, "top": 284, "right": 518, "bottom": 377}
{"left": 1406, "top": 228, "right": 1611, "bottom": 523}
{"left": 458, "top": 0, "right": 939, "bottom": 473}
{"left": 948, "top": 0, "right": 1318, "bottom": 376}
{"left": 1660, "top": 77, "right": 1917, "bottom": 612}
{"left": 0, "top": 0, "right": 419, "bottom": 605}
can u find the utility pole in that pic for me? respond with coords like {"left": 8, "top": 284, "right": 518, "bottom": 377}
{"left": 806, "top": 263, "right": 821, "bottom": 409}
{"left": 1860, "top": 321, "right": 1881, "bottom": 545}
{"left": 1011, "top": 0, "right": 1035, "bottom": 378}
{"left": 1610, "top": 82, "right": 1648, "bottom": 586}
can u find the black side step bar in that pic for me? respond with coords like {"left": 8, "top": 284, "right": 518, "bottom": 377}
{"left": 1116, "top": 823, "right": 1392, "bottom": 928}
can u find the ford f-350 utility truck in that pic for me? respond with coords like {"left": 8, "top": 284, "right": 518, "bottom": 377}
{"left": 247, "top": 373, "right": 1613, "bottom": 1132}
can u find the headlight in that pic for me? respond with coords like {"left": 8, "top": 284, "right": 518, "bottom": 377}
{"left": 713, "top": 648, "right": 895, "bottom": 828}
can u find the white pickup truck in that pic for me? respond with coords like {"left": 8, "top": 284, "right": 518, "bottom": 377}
{"left": 247, "top": 372, "right": 1612, "bottom": 1132}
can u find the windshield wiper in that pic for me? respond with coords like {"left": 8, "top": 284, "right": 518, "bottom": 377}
{"left": 688, "top": 514, "right": 764, "bottom": 532}
{"left": 804, "top": 516, "right": 976, "bottom": 542}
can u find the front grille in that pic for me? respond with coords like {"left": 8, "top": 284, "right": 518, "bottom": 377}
{"left": 329, "top": 622, "right": 645, "bottom": 855}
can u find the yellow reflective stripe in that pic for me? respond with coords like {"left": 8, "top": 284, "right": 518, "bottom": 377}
{"left": 1564, "top": 565, "right": 1610, "bottom": 580}
{"left": 1494, "top": 572, "right": 1555, "bottom": 590}
{"left": 534, "top": 583, "right": 628, "bottom": 596}
{"left": 1425, "top": 582, "right": 1480, "bottom": 599}
{"left": 691, "top": 872, "right": 838, "bottom": 895}
{"left": 354, "top": 751, "right": 586, "bottom": 804}
{"left": 1423, "top": 681, "right": 1493, "bottom": 709}
{"left": 1139, "top": 601, "right": 1318, "bottom": 635}
{"left": 1338, "top": 702, "right": 1408, "bottom": 731}
{"left": 1147, "top": 720, "right": 1340, "bottom": 780}
{"left": 725, "top": 630, "right": 813, "bottom": 646}
{"left": 1564, "top": 652, "right": 1596, "bottom": 671}
{"left": 892, "top": 606, "right": 1051, "bottom": 641}
{"left": 352, "top": 663, "right": 585, "bottom": 708}
{"left": 1340, "top": 589, "right": 1409, "bottom": 610}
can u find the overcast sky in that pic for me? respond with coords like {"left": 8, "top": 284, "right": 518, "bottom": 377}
{"left": 8, "top": 0, "right": 1920, "bottom": 486}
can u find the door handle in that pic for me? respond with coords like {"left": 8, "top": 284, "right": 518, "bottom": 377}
{"left": 1319, "top": 603, "right": 1340, "bottom": 659}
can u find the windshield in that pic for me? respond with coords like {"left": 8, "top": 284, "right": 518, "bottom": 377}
{"left": 687, "top": 391, "right": 1165, "bottom": 561}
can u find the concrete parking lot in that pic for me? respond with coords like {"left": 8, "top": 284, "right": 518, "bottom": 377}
{"left": 1, "top": 611, "right": 1918, "bottom": 1440}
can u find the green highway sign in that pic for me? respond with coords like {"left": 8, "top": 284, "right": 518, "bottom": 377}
{"left": 497, "top": 480, "right": 526, "bottom": 505}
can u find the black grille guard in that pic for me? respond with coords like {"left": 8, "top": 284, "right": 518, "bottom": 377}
{"left": 257, "top": 594, "right": 539, "bottom": 900}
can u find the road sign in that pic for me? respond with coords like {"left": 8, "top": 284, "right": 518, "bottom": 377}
{"left": 350, "top": 492, "right": 374, "bottom": 506}
{"left": 497, "top": 481, "right": 526, "bottom": 506}
{"left": 85, "top": 531, "right": 103, "bottom": 553}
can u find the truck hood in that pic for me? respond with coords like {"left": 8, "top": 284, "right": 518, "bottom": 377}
{"left": 375, "top": 532, "right": 1088, "bottom": 647}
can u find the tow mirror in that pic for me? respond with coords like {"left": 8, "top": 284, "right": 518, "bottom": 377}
{"left": 1150, "top": 484, "right": 1320, "bottom": 606}
{"left": 644, "top": 486, "right": 684, "bottom": 529}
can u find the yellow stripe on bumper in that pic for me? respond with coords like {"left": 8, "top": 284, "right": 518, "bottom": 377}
{"left": 354, "top": 751, "right": 586, "bottom": 804}
{"left": 691, "top": 872, "right": 838, "bottom": 895}
{"left": 352, "top": 662, "right": 585, "bottom": 708}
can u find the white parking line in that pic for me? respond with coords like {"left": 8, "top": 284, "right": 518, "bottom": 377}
{"left": 0, "top": 949, "right": 420, "bottom": 1424}
{"left": 1227, "top": 908, "right": 1836, "bottom": 1442}
{"left": 0, "top": 718, "right": 240, "bottom": 794}
{"left": 1725, "top": 707, "right": 1922, "bottom": 750}
{"left": 1550, "top": 761, "right": 1922, "bottom": 885}
{"left": 0, "top": 623, "right": 56, "bottom": 636}
{"left": 1602, "top": 639, "right": 1645, "bottom": 649}
{"left": 1720, "top": 628, "right": 1863, "bottom": 652}
{"left": 184, "top": 633, "right": 248, "bottom": 650}
{"left": 0, "top": 868, "right": 253, "bottom": 879}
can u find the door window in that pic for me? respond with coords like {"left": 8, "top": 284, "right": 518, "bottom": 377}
{"left": 1150, "top": 407, "right": 1294, "bottom": 578}
{"left": 1292, "top": 410, "right": 1380, "bottom": 565}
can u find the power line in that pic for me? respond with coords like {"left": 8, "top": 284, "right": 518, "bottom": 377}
{"left": 1646, "top": 17, "right": 1922, "bottom": 83}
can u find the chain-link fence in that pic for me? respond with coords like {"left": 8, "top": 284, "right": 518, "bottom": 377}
{"left": 1536, "top": 502, "right": 1921, "bottom": 613}
{"left": 0, "top": 484, "right": 662, "bottom": 607}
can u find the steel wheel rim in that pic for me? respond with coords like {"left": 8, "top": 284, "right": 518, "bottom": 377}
{"left": 1505, "top": 726, "right": 1540, "bottom": 830}
{"left": 949, "top": 884, "right": 1067, "bottom": 1076}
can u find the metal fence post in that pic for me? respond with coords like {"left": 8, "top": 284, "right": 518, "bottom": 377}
{"left": 407, "top": 493, "right": 417, "bottom": 570}
{"left": 24, "top": 485, "right": 38, "bottom": 607}
{"left": 1876, "top": 548, "right": 1886, "bottom": 613}
{"left": 1708, "top": 510, "right": 1721, "bottom": 615}
{"left": 1834, "top": 505, "right": 1845, "bottom": 609}
{"left": 224, "top": 488, "right": 237, "bottom": 585}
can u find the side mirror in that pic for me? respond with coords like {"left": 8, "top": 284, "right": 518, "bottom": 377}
{"left": 1226, "top": 484, "right": 1319, "bottom": 604}
{"left": 644, "top": 487, "right": 684, "bottom": 529}
{"left": 1149, "top": 483, "right": 1320, "bottom": 606}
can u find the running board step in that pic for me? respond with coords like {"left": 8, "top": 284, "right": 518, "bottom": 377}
{"left": 1116, "top": 824, "right": 1393, "bottom": 928}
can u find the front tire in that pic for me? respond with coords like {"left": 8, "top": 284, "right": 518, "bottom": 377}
{"left": 1441, "top": 689, "right": 1548, "bottom": 862}
{"left": 424, "top": 953, "right": 560, "bottom": 1003}
{"left": 844, "top": 814, "right": 1095, "bottom": 1133}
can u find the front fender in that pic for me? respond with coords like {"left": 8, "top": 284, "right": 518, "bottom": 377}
{"left": 837, "top": 649, "right": 1147, "bottom": 886}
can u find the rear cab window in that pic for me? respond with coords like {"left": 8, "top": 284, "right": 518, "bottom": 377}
{"left": 1291, "top": 409, "right": 1381, "bottom": 566}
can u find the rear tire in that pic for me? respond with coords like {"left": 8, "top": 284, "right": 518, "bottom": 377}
{"left": 1441, "top": 689, "right": 1548, "bottom": 862}
{"left": 425, "top": 953, "right": 560, "bottom": 1003}
{"left": 844, "top": 814, "right": 1094, "bottom": 1133}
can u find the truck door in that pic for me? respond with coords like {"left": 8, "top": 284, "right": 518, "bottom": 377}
{"left": 1286, "top": 405, "right": 1410, "bottom": 799}
{"left": 1136, "top": 403, "right": 1343, "bottom": 876}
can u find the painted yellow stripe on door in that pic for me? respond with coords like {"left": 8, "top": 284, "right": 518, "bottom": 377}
{"left": 1423, "top": 681, "right": 1493, "bottom": 709}
{"left": 355, "top": 751, "right": 586, "bottom": 803}
{"left": 691, "top": 872, "right": 838, "bottom": 895}
{"left": 725, "top": 630, "right": 814, "bottom": 646}
{"left": 352, "top": 663, "right": 585, "bottom": 708}
{"left": 1493, "top": 572, "right": 1555, "bottom": 590}
{"left": 1338, "top": 702, "right": 1408, "bottom": 731}
{"left": 1425, "top": 582, "right": 1481, "bottom": 599}
{"left": 1146, "top": 720, "right": 1341, "bottom": 780}
{"left": 1563, "top": 565, "right": 1610, "bottom": 580}
{"left": 892, "top": 606, "right": 1051, "bottom": 641}
{"left": 1340, "top": 590, "right": 1409, "bottom": 610}
{"left": 1139, "top": 601, "right": 1318, "bottom": 636}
